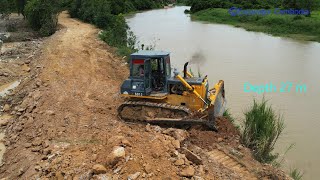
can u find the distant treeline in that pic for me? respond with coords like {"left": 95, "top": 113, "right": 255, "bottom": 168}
{"left": 68, "top": 0, "right": 171, "bottom": 48}
{"left": 0, "top": 0, "right": 170, "bottom": 40}
{"left": 184, "top": 0, "right": 320, "bottom": 13}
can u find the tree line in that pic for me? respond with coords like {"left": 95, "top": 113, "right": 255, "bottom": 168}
{"left": 186, "top": 0, "right": 319, "bottom": 14}
{"left": 0, "top": 0, "right": 171, "bottom": 37}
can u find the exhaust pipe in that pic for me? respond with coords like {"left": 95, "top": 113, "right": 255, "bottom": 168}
{"left": 183, "top": 62, "right": 189, "bottom": 78}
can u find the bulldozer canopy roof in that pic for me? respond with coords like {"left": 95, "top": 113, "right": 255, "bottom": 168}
{"left": 131, "top": 50, "right": 170, "bottom": 58}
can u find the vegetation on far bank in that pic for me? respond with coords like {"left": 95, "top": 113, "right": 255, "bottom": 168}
{"left": 187, "top": 0, "right": 320, "bottom": 14}
{"left": 184, "top": 0, "right": 320, "bottom": 41}
{"left": 192, "top": 8, "right": 320, "bottom": 42}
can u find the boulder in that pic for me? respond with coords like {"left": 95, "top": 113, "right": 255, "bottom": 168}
{"left": 92, "top": 164, "right": 107, "bottom": 175}
{"left": 127, "top": 172, "right": 141, "bottom": 180}
{"left": 106, "top": 146, "right": 125, "bottom": 166}
{"left": 3, "top": 104, "right": 10, "bottom": 112}
{"left": 171, "top": 140, "right": 180, "bottom": 149}
{"left": 181, "top": 148, "right": 202, "bottom": 165}
{"left": 174, "top": 159, "right": 184, "bottom": 166}
{"left": 180, "top": 166, "right": 195, "bottom": 177}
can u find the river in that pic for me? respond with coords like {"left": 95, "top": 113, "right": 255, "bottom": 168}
{"left": 126, "top": 6, "right": 320, "bottom": 179}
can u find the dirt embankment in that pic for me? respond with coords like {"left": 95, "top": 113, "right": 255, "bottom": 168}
{"left": 0, "top": 12, "right": 290, "bottom": 180}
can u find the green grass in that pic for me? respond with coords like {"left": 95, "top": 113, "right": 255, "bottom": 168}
{"left": 223, "top": 109, "right": 235, "bottom": 123}
{"left": 192, "top": 8, "right": 320, "bottom": 42}
{"left": 223, "top": 109, "right": 241, "bottom": 130}
{"left": 290, "top": 168, "right": 304, "bottom": 180}
{"left": 241, "top": 98, "right": 285, "bottom": 163}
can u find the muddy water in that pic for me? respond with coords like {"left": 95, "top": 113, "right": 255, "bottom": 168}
{"left": 127, "top": 6, "right": 320, "bottom": 179}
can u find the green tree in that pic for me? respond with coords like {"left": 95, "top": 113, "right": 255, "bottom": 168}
{"left": 0, "top": 0, "right": 10, "bottom": 14}
{"left": 16, "top": 0, "right": 26, "bottom": 16}
{"left": 24, "top": 0, "right": 59, "bottom": 36}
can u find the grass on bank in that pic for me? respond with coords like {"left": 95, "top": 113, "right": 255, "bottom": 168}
{"left": 192, "top": 8, "right": 320, "bottom": 42}
{"left": 241, "top": 98, "right": 285, "bottom": 163}
{"left": 289, "top": 168, "right": 304, "bottom": 180}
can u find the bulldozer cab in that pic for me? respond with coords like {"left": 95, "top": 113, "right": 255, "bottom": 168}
{"left": 121, "top": 51, "right": 171, "bottom": 97}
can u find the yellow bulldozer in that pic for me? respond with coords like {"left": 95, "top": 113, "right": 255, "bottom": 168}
{"left": 118, "top": 50, "right": 226, "bottom": 130}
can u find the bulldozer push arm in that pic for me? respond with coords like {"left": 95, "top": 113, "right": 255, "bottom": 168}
{"left": 175, "top": 74, "right": 209, "bottom": 106}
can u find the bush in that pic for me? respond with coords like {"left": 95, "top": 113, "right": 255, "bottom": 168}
{"left": 24, "top": 0, "right": 59, "bottom": 36}
{"left": 241, "top": 98, "right": 284, "bottom": 163}
{"left": 99, "top": 14, "right": 128, "bottom": 47}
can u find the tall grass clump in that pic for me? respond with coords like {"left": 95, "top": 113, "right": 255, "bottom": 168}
{"left": 241, "top": 98, "right": 285, "bottom": 163}
{"left": 289, "top": 168, "right": 304, "bottom": 180}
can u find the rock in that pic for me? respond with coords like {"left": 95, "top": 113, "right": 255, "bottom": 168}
{"left": 151, "top": 151, "right": 161, "bottom": 158}
{"left": 31, "top": 146, "right": 41, "bottom": 152}
{"left": 92, "top": 154, "right": 98, "bottom": 161}
{"left": 127, "top": 172, "right": 140, "bottom": 180}
{"left": 32, "top": 138, "right": 42, "bottom": 146}
{"left": 162, "top": 128, "right": 189, "bottom": 142}
{"left": 217, "top": 137, "right": 223, "bottom": 142}
{"left": 24, "top": 143, "right": 32, "bottom": 148}
{"left": 143, "top": 163, "right": 152, "bottom": 174}
{"left": 92, "top": 174, "right": 112, "bottom": 180}
{"left": 237, "top": 144, "right": 243, "bottom": 150}
{"left": 75, "top": 170, "right": 94, "bottom": 180}
{"left": 181, "top": 148, "right": 202, "bottom": 165}
{"left": 42, "top": 148, "right": 52, "bottom": 155}
{"left": 0, "top": 119, "right": 9, "bottom": 126}
{"left": 46, "top": 110, "right": 55, "bottom": 115}
{"left": 121, "top": 138, "right": 132, "bottom": 147}
{"left": 230, "top": 148, "right": 244, "bottom": 158}
{"left": 171, "top": 140, "right": 180, "bottom": 149}
{"left": 3, "top": 104, "right": 10, "bottom": 112}
{"left": 193, "top": 176, "right": 205, "bottom": 180}
{"left": 18, "top": 108, "right": 25, "bottom": 112}
{"left": 55, "top": 171, "right": 64, "bottom": 180}
{"left": 174, "top": 159, "right": 184, "bottom": 166}
{"left": 179, "top": 166, "right": 195, "bottom": 177}
{"left": 21, "top": 64, "right": 31, "bottom": 72}
{"left": 113, "top": 166, "right": 122, "bottom": 174}
{"left": 18, "top": 168, "right": 25, "bottom": 176}
{"left": 92, "top": 164, "right": 107, "bottom": 174}
{"left": 106, "top": 146, "right": 125, "bottom": 166}
{"left": 145, "top": 124, "right": 152, "bottom": 132}
{"left": 34, "top": 165, "right": 41, "bottom": 171}
{"left": 43, "top": 140, "right": 50, "bottom": 148}
{"left": 108, "top": 136, "right": 130, "bottom": 147}
{"left": 154, "top": 126, "right": 162, "bottom": 132}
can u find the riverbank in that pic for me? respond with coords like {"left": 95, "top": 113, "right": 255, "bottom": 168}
{"left": 0, "top": 11, "right": 292, "bottom": 179}
{"left": 192, "top": 8, "right": 320, "bottom": 42}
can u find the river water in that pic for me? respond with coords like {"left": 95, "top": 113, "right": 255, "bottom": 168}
{"left": 126, "top": 6, "right": 320, "bottom": 179}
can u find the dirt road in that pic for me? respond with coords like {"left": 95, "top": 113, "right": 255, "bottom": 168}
{"left": 0, "top": 12, "right": 290, "bottom": 179}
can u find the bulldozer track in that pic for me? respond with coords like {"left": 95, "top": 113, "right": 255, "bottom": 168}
{"left": 118, "top": 101, "right": 209, "bottom": 126}
{"left": 207, "top": 149, "right": 257, "bottom": 179}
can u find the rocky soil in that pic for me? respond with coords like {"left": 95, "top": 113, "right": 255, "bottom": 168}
{"left": 0, "top": 12, "right": 291, "bottom": 180}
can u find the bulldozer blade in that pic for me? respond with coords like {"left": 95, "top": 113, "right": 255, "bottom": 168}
{"left": 208, "top": 89, "right": 226, "bottom": 130}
